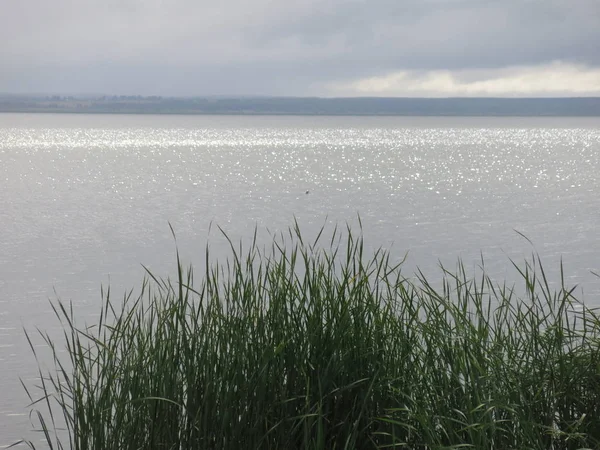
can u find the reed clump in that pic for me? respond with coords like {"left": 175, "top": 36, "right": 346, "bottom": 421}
{"left": 22, "top": 225, "right": 600, "bottom": 449}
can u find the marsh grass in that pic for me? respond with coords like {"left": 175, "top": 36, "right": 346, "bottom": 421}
{"left": 20, "top": 224, "right": 600, "bottom": 449}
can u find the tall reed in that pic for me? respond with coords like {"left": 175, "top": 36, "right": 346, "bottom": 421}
{"left": 20, "top": 224, "right": 600, "bottom": 449}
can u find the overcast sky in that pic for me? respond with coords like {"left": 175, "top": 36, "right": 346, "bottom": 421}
{"left": 1, "top": 0, "right": 599, "bottom": 97}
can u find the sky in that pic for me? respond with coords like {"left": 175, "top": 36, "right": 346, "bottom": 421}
{"left": 1, "top": 0, "right": 600, "bottom": 97}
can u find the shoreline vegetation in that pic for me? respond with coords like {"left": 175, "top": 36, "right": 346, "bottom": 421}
{"left": 20, "top": 225, "right": 600, "bottom": 449}
{"left": 2, "top": 95, "right": 600, "bottom": 116}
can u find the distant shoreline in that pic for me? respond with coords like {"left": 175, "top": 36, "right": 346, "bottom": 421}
{"left": 7, "top": 111, "right": 600, "bottom": 118}
{"left": 4, "top": 110, "right": 600, "bottom": 118}
{"left": 2, "top": 95, "right": 600, "bottom": 116}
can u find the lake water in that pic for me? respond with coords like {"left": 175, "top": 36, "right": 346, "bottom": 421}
{"left": 1, "top": 113, "right": 599, "bottom": 446}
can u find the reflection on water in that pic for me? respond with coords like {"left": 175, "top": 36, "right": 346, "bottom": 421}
{"left": 1, "top": 113, "right": 600, "bottom": 446}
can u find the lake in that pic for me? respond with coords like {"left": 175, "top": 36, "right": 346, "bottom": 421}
{"left": 1, "top": 113, "right": 599, "bottom": 447}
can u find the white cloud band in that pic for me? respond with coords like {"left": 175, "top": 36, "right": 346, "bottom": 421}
{"left": 328, "top": 62, "right": 600, "bottom": 97}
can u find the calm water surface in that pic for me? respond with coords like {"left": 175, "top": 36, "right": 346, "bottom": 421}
{"left": 1, "top": 113, "right": 599, "bottom": 446}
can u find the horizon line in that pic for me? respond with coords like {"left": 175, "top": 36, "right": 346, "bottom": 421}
{"left": 2, "top": 93, "right": 600, "bottom": 100}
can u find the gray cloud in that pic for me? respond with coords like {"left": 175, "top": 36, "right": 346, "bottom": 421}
{"left": 1, "top": 0, "right": 599, "bottom": 96}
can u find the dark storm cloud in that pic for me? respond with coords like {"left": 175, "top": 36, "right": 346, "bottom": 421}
{"left": 1, "top": 0, "right": 599, "bottom": 96}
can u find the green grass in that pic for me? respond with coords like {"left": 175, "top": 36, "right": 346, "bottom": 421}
{"left": 19, "top": 224, "right": 600, "bottom": 449}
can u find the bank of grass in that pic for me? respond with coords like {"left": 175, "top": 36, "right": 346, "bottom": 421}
{"left": 22, "top": 225, "right": 600, "bottom": 449}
